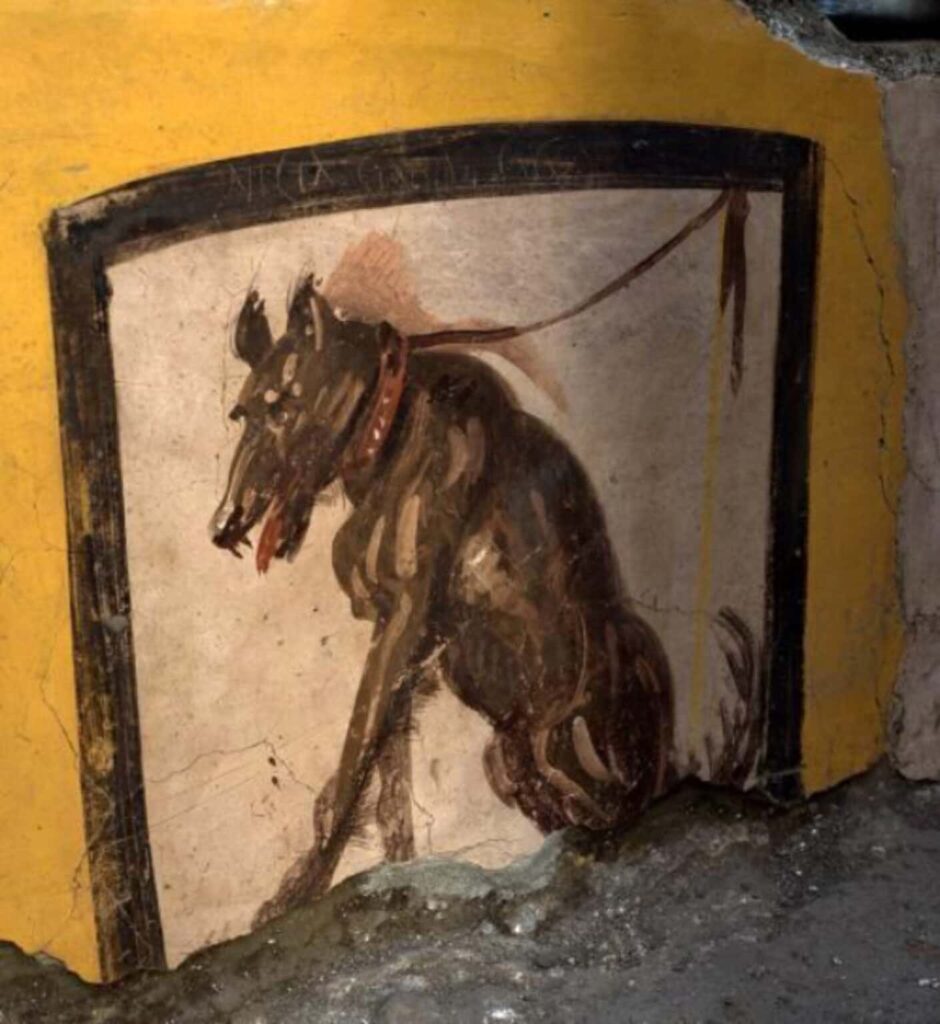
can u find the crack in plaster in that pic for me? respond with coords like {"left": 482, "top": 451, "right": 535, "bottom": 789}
{"left": 829, "top": 158, "right": 900, "bottom": 525}
{"left": 148, "top": 737, "right": 317, "bottom": 795}
{"left": 36, "top": 610, "right": 79, "bottom": 766}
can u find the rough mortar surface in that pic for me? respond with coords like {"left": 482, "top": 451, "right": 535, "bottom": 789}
{"left": 887, "top": 76, "right": 940, "bottom": 779}
{"left": 0, "top": 763, "right": 938, "bottom": 1023}
{"left": 740, "top": 0, "right": 940, "bottom": 79}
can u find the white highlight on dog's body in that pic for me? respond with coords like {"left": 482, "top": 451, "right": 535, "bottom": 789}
{"left": 444, "top": 426, "right": 470, "bottom": 489}
{"left": 571, "top": 715, "right": 615, "bottom": 782}
{"left": 365, "top": 515, "right": 385, "bottom": 583}
{"left": 361, "top": 593, "right": 413, "bottom": 744}
{"left": 310, "top": 292, "right": 325, "bottom": 351}
{"left": 282, "top": 353, "right": 299, "bottom": 385}
{"left": 348, "top": 564, "right": 372, "bottom": 611}
{"left": 465, "top": 417, "right": 486, "bottom": 482}
{"left": 394, "top": 494, "right": 422, "bottom": 580}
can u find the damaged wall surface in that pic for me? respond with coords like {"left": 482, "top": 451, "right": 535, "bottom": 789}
{"left": 889, "top": 77, "right": 940, "bottom": 780}
{"left": 0, "top": 0, "right": 917, "bottom": 981}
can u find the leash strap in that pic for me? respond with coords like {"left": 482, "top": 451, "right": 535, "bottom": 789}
{"left": 340, "top": 188, "right": 736, "bottom": 474}
{"left": 408, "top": 189, "right": 733, "bottom": 352}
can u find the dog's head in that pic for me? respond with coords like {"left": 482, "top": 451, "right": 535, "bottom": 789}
{"left": 210, "top": 276, "right": 381, "bottom": 572}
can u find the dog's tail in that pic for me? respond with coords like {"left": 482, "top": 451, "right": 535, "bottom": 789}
{"left": 705, "top": 606, "right": 764, "bottom": 788}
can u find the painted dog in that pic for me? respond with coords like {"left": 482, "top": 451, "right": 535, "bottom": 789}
{"left": 208, "top": 187, "right": 767, "bottom": 924}
{"left": 210, "top": 274, "right": 674, "bottom": 923}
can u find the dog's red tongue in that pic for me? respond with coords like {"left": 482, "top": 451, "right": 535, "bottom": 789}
{"left": 256, "top": 498, "right": 285, "bottom": 574}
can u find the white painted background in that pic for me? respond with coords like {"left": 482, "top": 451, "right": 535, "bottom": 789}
{"left": 109, "top": 188, "right": 781, "bottom": 964}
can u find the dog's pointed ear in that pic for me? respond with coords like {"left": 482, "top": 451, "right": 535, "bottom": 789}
{"left": 288, "top": 274, "right": 334, "bottom": 351}
{"left": 234, "top": 290, "right": 273, "bottom": 368}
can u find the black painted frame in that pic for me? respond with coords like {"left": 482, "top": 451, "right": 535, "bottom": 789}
{"left": 45, "top": 121, "right": 821, "bottom": 979}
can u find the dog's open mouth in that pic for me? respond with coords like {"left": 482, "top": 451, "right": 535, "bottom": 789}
{"left": 214, "top": 426, "right": 344, "bottom": 573}
{"left": 213, "top": 498, "right": 298, "bottom": 573}
{"left": 213, "top": 479, "right": 316, "bottom": 573}
{"left": 212, "top": 507, "right": 254, "bottom": 560}
{"left": 255, "top": 476, "right": 315, "bottom": 574}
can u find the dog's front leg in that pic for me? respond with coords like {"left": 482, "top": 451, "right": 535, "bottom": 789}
{"left": 376, "top": 702, "right": 416, "bottom": 863}
{"left": 321, "top": 588, "right": 429, "bottom": 875}
{"left": 314, "top": 677, "right": 417, "bottom": 866}
{"left": 254, "top": 583, "right": 431, "bottom": 925}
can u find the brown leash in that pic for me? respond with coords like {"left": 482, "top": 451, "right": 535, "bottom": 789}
{"left": 408, "top": 189, "right": 733, "bottom": 352}
{"left": 344, "top": 189, "right": 735, "bottom": 474}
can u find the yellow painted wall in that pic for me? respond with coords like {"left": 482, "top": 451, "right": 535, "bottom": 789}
{"left": 0, "top": 0, "right": 904, "bottom": 980}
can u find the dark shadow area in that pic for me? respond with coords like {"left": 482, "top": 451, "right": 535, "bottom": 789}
{"left": 814, "top": 0, "right": 940, "bottom": 40}
{"left": 827, "top": 14, "right": 940, "bottom": 41}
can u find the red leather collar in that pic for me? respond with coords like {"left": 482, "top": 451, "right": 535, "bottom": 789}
{"left": 341, "top": 324, "right": 409, "bottom": 478}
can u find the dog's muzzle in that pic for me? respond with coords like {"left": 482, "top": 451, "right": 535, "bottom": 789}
{"left": 210, "top": 503, "right": 247, "bottom": 553}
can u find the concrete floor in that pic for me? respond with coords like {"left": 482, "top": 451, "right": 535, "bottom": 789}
{"left": 2, "top": 761, "right": 939, "bottom": 1023}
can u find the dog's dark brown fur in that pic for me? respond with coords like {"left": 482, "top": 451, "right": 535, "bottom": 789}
{"left": 211, "top": 278, "right": 674, "bottom": 923}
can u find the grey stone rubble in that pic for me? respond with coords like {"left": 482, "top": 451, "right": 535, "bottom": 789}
{"left": 740, "top": 0, "right": 940, "bottom": 79}
{"left": 1, "top": 762, "right": 939, "bottom": 1023}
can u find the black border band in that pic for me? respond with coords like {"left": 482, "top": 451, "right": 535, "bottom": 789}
{"left": 45, "top": 120, "right": 820, "bottom": 977}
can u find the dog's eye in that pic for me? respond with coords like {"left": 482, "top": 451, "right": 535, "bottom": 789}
{"left": 267, "top": 400, "right": 291, "bottom": 425}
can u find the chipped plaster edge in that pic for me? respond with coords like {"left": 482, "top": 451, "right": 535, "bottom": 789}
{"left": 739, "top": 0, "right": 940, "bottom": 80}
